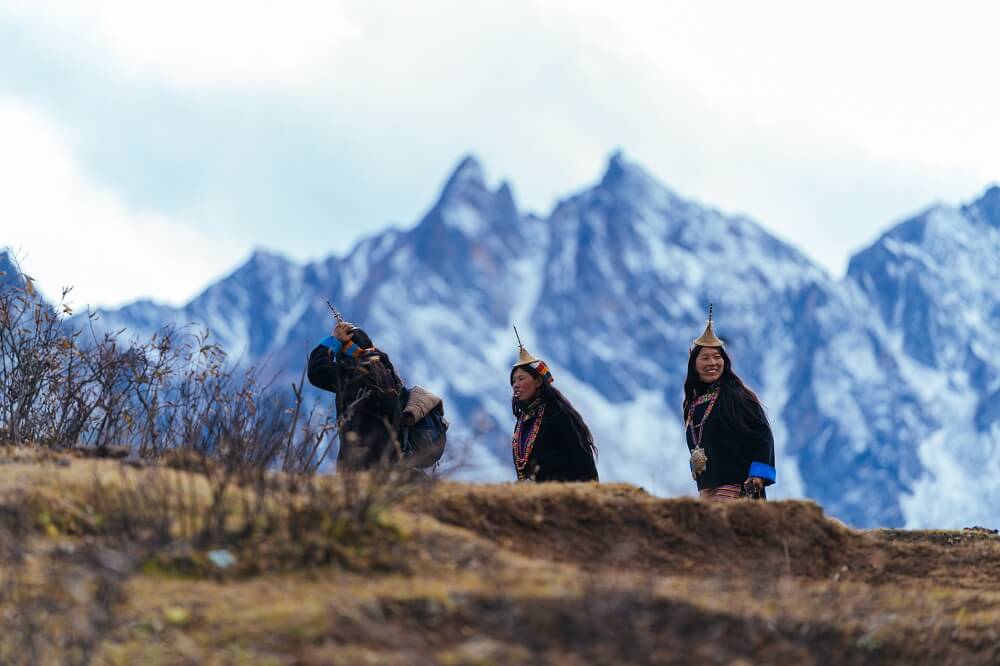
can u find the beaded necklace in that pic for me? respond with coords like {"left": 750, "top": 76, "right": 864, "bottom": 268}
{"left": 512, "top": 402, "right": 546, "bottom": 480}
{"left": 686, "top": 385, "right": 721, "bottom": 446}
{"left": 685, "top": 385, "right": 720, "bottom": 479}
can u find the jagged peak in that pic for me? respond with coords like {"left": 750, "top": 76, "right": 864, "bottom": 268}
{"left": 851, "top": 213, "right": 928, "bottom": 267}
{"left": 439, "top": 154, "right": 487, "bottom": 202}
{"left": 183, "top": 249, "right": 300, "bottom": 306}
{"left": 846, "top": 198, "right": 977, "bottom": 279}
{"left": 233, "top": 249, "right": 301, "bottom": 281}
{"left": 413, "top": 156, "right": 523, "bottom": 241}
{"left": 599, "top": 149, "right": 628, "bottom": 183}
{"left": 969, "top": 183, "right": 1000, "bottom": 228}
{"left": 599, "top": 150, "right": 660, "bottom": 193}
{"left": 247, "top": 247, "right": 294, "bottom": 266}
{"left": 496, "top": 179, "right": 514, "bottom": 199}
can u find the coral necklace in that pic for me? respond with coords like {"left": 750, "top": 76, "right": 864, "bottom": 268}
{"left": 512, "top": 403, "right": 546, "bottom": 481}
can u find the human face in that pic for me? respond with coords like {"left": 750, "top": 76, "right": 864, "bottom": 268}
{"left": 511, "top": 367, "right": 542, "bottom": 402}
{"left": 695, "top": 347, "right": 724, "bottom": 383}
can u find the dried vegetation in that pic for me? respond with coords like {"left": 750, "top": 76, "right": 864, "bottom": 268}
{"left": 2, "top": 257, "right": 1000, "bottom": 664}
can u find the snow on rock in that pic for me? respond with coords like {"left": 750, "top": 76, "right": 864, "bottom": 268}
{"left": 69, "top": 159, "right": 1000, "bottom": 529}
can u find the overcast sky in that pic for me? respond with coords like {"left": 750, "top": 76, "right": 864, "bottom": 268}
{"left": 1, "top": 1, "right": 997, "bottom": 308}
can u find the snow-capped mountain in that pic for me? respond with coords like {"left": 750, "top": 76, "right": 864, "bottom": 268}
{"left": 526, "top": 155, "right": 935, "bottom": 527}
{"left": 0, "top": 251, "right": 19, "bottom": 288}
{"left": 51, "top": 155, "right": 999, "bottom": 528}
{"left": 848, "top": 188, "right": 1000, "bottom": 528}
{"left": 0, "top": 250, "right": 32, "bottom": 292}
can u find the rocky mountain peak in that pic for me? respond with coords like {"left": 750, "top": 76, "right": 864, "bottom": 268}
{"left": 55, "top": 159, "right": 1000, "bottom": 530}
{"left": 596, "top": 150, "right": 678, "bottom": 207}
{"left": 439, "top": 155, "right": 487, "bottom": 202}
{"left": 966, "top": 184, "right": 1000, "bottom": 228}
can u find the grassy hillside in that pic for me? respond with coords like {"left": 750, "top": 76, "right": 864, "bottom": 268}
{"left": 2, "top": 446, "right": 999, "bottom": 665}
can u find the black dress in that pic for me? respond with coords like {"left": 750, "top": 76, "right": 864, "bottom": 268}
{"left": 685, "top": 383, "right": 775, "bottom": 491}
{"left": 307, "top": 336, "right": 403, "bottom": 470}
{"left": 513, "top": 397, "right": 598, "bottom": 482}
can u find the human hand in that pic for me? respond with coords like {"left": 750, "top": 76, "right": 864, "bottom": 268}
{"left": 333, "top": 321, "right": 354, "bottom": 342}
{"left": 744, "top": 476, "right": 764, "bottom": 494}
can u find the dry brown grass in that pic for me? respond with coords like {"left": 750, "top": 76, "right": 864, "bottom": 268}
{"left": 2, "top": 450, "right": 1000, "bottom": 665}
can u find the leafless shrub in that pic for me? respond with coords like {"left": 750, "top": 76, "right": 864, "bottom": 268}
{"left": 0, "top": 254, "right": 435, "bottom": 663}
{"left": 0, "top": 252, "right": 339, "bottom": 473}
{"left": 0, "top": 430, "right": 423, "bottom": 663}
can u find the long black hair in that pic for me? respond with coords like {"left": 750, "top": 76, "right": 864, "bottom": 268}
{"left": 336, "top": 327, "right": 404, "bottom": 396}
{"left": 510, "top": 364, "right": 598, "bottom": 461}
{"left": 682, "top": 345, "right": 769, "bottom": 433}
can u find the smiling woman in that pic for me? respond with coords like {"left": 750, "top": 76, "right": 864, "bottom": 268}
{"left": 509, "top": 343, "right": 598, "bottom": 483}
{"left": 682, "top": 306, "right": 776, "bottom": 501}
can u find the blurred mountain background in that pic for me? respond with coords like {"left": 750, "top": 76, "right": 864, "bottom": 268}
{"left": 16, "top": 152, "right": 993, "bottom": 529}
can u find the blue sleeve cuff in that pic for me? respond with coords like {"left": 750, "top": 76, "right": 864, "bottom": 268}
{"left": 748, "top": 461, "right": 776, "bottom": 485}
{"left": 322, "top": 336, "right": 364, "bottom": 359}
{"left": 319, "top": 336, "right": 341, "bottom": 350}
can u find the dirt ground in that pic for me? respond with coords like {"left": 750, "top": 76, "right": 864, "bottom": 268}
{"left": 2, "top": 449, "right": 999, "bottom": 665}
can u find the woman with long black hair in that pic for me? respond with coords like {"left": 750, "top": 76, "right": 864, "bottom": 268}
{"left": 307, "top": 320, "right": 405, "bottom": 471}
{"left": 683, "top": 307, "right": 775, "bottom": 500}
{"left": 509, "top": 344, "right": 598, "bottom": 482}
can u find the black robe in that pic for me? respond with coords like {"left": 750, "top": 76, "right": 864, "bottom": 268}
{"left": 685, "top": 384, "right": 776, "bottom": 491}
{"left": 514, "top": 397, "right": 598, "bottom": 482}
{"left": 307, "top": 337, "right": 403, "bottom": 470}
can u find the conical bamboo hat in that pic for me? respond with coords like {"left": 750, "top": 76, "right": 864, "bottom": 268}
{"left": 692, "top": 303, "right": 725, "bottom": 347}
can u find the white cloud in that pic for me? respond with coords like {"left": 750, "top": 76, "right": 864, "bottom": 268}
{"left": 1, "top": 0, "right": 997, "bottom": 289}
{"left": 0, "top": 98, "right": 249, "bottom": 307}
{"left": 8, "top": 0, "right": 995, "bottom": 174}
{"left": 1, "top": 0, "right": 363, "bottom": 89}
{"left": 545, "top": 1, "right": 1000, "bottom": 175}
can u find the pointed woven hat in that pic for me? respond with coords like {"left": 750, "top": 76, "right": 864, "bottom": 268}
{"left": 692, "top": 303, "right": 725, "bottom": 347}
{"left": 512, "top": 344, "right": 554, "bottom": 383}
{"left": 515, "top": 345, "right": 539, "bottom": 366}
{"left": 511, "top": 325, "right": 554, "bottom": 383}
